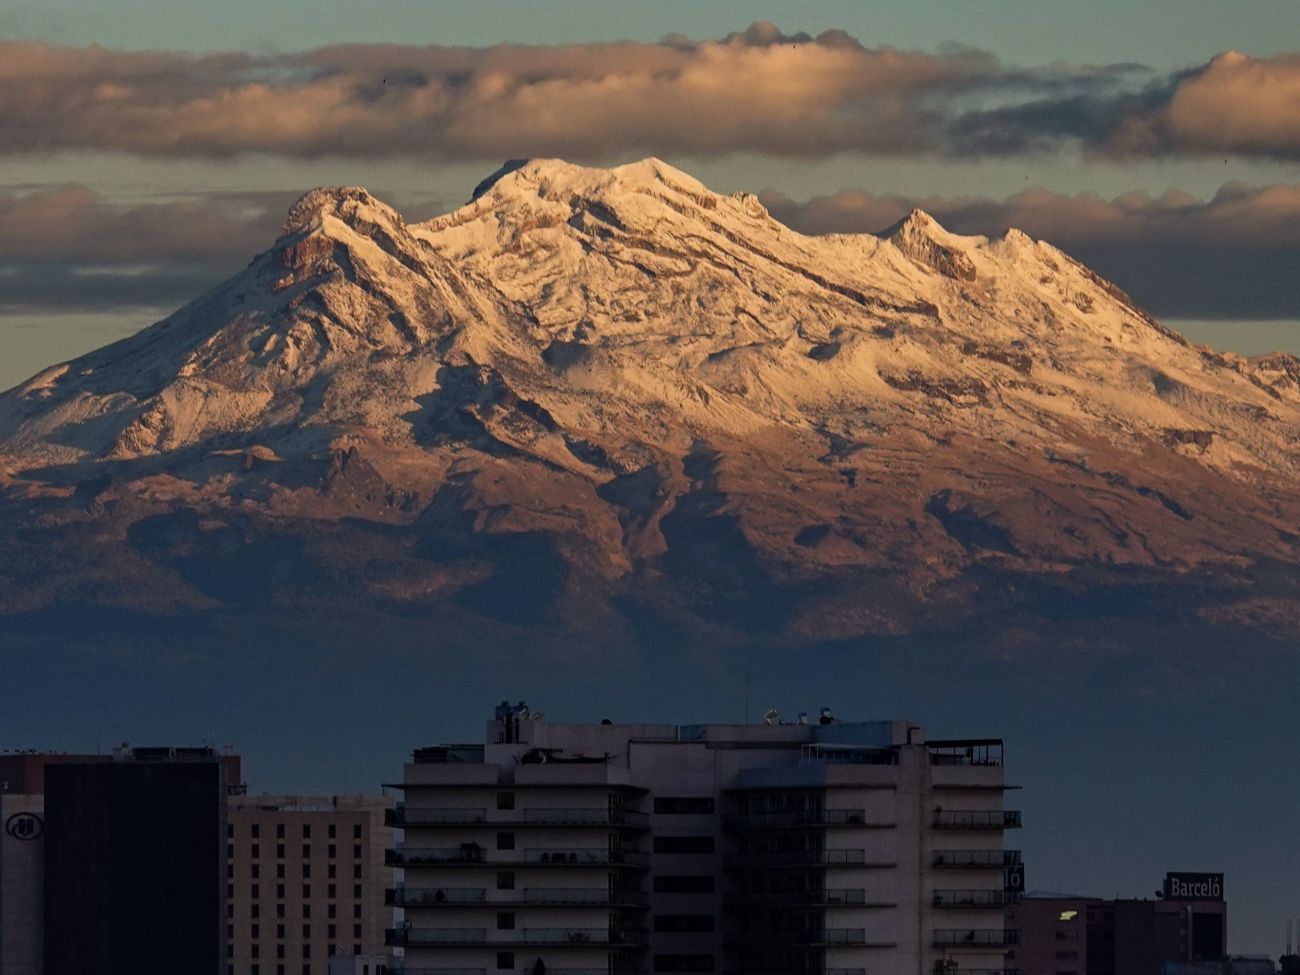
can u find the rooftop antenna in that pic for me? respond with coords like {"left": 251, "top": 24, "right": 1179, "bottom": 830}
{"left": 763, "top": 708, "right": 780, "bottom": 726}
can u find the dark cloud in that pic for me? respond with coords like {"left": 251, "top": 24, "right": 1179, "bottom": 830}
{"left": 0, "top": 25, "right": 1209, "bottom": 161}
{"left": 0, "top": 187, "right": 288, "bottom": 311}
{"left": 762, "top": 182, "right": 1300, "bottom": 320}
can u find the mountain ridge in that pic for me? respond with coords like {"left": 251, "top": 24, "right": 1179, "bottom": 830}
{"left": 3, "top": 157, "right": 1300, "bottom": 648}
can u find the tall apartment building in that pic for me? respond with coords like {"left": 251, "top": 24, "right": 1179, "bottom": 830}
{"left": 387, "top": 703, "right": 1021, "bottom": 975}
{"left": 226, "top": 794, "right": 396, "bottom": 975}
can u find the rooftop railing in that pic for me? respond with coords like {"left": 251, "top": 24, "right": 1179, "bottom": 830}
{"left": 932, "top": 889, "right": 1021, "bottom": 908}
{"left": 932, "top": 849, "right": 1022, "bottom": 868}
{"left": 932, "top": 928, "right": 1020, "bottom": 947}
{"left": 933, "top": 810, "right": 1021, "bottom": 830}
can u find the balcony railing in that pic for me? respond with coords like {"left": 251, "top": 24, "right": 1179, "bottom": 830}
{"left": 386, "top": 928, "right": 487, "bottom": 946}
{"left": 724, "top": 849, "right": 885, "bottom": 868}
{"left": 932, "top": 849, "right": 1022, "bottom": 868}
{"left": 386, "top": 969, "right": 487, "bottom": 975}
{"left": 933, "top": 889, "right": 1020, "bottom": 908}
{"left": 523, "top": 808, "right": 649, "bottom": 828}
{"left": 386, "top": 927, "right": 647, "bottom": 947}
{"left": 933, "top": 810, "right": 1022, "bottom": 830}
{"left": 522, "top": 888, "right": 650, "bottom": 907}
{"left": 388, "top": 887, "right": 486, "bottom": 906}
{"left": 725, "top": 928, "right": 869, "bottom": 946}
{"left": 386, "top": 846, "right": 649, "bottom": 868}
{"left": 387, "top": 807, "right": 487, "bottom": 827}
{"left": 725, "top": 888, "right": 870, "bottom": 908}
{"left": 932, "top": 928, "right": 1020, "bottom": 947}
{"left": 724, "top": 970, "right": 866, "bottom": 975}
{"left": 723, "top": 810, "right": 888, "bottom": 830}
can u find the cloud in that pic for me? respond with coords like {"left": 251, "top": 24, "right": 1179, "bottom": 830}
{"left": 763, "top": 182, "right": 1300, "bottom": 319}
{"left": 0, "top": 26, "right": 1166, "bottom": 161}
{"left": 0, "top": 186, "right": 287, "bottom": 311}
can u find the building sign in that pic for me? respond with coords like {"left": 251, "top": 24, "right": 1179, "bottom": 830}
{"left": 3, "top": 811, "right": 44, "bottom": 841}
{"left": 1164, "top": 872, "right": 1223, "bottom": 901}
{"left": 1005, "top": 863, "right": 1025, "bottom": 893}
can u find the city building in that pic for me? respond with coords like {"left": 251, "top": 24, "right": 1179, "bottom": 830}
{"left": 0, "top": 791, "right": 45, "bottom": 975}
{"left": 43, "top": 746, "right": 233, "bottom": 975}
{"left": 388, "top": 702, "right": 1021, "bottom": 975}
{"left": 225, "top": 794, "right": 396, "bottom": 975}
{"left": 1009, "top": 876, "right": 1228, "bottom": 975}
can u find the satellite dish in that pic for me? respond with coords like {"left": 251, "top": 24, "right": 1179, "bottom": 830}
{"left": 763, "top": 708, "right": 780, "bottom": 725}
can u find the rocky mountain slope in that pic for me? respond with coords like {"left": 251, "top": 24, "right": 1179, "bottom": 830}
{"left": 4, "top": 158, "right": 1300, "bottom": 651}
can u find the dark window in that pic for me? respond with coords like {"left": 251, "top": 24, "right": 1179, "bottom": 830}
{"left": 328, "top": 824, "right": 337, "bottom": 839}
{"left": 353, "top": 864, "right": 362, "bottom": 879}
{"left": 251, "top": 884, "right": 259, "bottom": 900}
{"left": 653, "top": 955, "right": 715, "bottom": 972}
{"left": 328, "top": 904, "right": 336, "bottom": 919}
{"left": 654, "top": 915, "right": 715, "bottom": 933}
{"left": 654, "top": 836, "right": 715, "bottom": 854}
{"left": 653, "top": 875, "right": 714, "bottom": 893}
{"left": 328, "top": 884, "right": 336, "bottom": 899}
{"left": 277, "top": 864, "right": 285, "bottom": 879}
{"left": 497, "top": 912, "right": 516, "bottom": 930}
{"left": 276, "top": 945, "right": 285, "bottom": 960}
{"left": 227, "top": 864, "right": 234, "bottom": 879}
{"left": 227, "top": 824, "right": 234, "bottom": 838}
{"left": 328, "top": 865, "right": 336, "bottom": 879}
{"left": 353, "top": 824, "right": 362, "bottom": 839}
{"left": 276, "top": 844, "right": 285, "bottom": 859}
{"left": 251, "top": 824, "right": 260, "bottom": 838}
{"left": 496, "top": 832, "right": 515, "bottom": 850}
{"left": 302, "top": 884, "right": 311, "bottom": 899}
{"left": 497, "top": 871, "right": 515, "bottom": 890}
{"left": 352, "top": 924, "right": 361, "bottom": 939}
{"left": 353, "top": 885, "right": 362, "bottom": 900}
{"left": 654, "top": 797, "right": 715, "bottom": 815}
{"left": 276, "top": 884, "right": 285, "bottom": 899}
{"left": 227, "top": 883, "right": 234, "bottom": 899}
{"left": 302, "top": 824, "right": 311, "bottom": 839}
{"left": 353, "top": 902, "right": 362, "bottom": 918}
{"left": 328, "top": 845, "right": 336, "bottom": 859}
{"left": 252, "top": 904, "right": 259, "bottom": 919}
{"left": 497, "top": 792, "right": 515, "bottom": 810}
{"left": 328, "top": 924, "right": 336, "bottom": 938}
{"left": 276, "top": 824, "right": 285, "bottom": 839}
{"left": 252, "top": 864, "right": 260, "bottom": 879}
{"left": 252, "top": 844, "right": 260, "bottom": 858}
{"left": 352, "top": 844, "right": 362, "bottom": 859}
{"left": 227, "top": 843, "right": 234, "bottom": 859}
{"left": 302, "top": 845, "right": 310, "bottom": 859}
{"left": 496, "top": 954, "right": 515, "bottom": 970}
{"left": 302, "top": 864, "right": 311, "bottom": 879}
{"left": 303, "top": 924, "right": 311, "bottom": 939}
{"left": 277, "top": 904, "right": 286, "bottom": 919}
{"left": 276, "top": 924, "right": 285, "bottom": 939}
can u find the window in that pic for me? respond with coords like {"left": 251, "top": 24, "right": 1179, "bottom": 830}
{"left": 227, "top": 864, "right": 234, "bottom": 879}
{"left": 496, "top": 832, "right": 515, "bottom": 850}
{"left": 353, "top": 864, "right": 362, "bottom": 879}
{"left": 328, "top": 904, "right": 336, "bottom": 919}
{"left": 653, "top": 876, "right": 714, "bottom": 894}
{"left": 328, "top": 885, "right": 336, "bottom": 899}
{"left": 302, "top": 884, "right": 311, "bottom": 899}
{"left": 654, "top": 915, "right": 715, "bottom": 933}
{"left": 276, "top": 924, "right": 285, "bottom": 939}
{"left": 653, "top": 956, "right": 715, "bottom": 972}
{"left": 497, "top": 912, "right": 516, "bottom": 930}
{"left": 252, "top": 965, "right": 259, "bottom": 974}
{"left": 252, "top": 824, "right": 260, "bottom": 838}
{"left": 227, "top": 824, "right": 234, "bottom": 839}
{"left": 303, "top": 967, "right": 311, "bottom": 975}
{"left": 353, "top": 844, "right": 362, "bottom": 859}
{"left": 303, "top": 945, "right": 311, "bottom": 959}
{"left": 496, "top": 954, "right": 515, "bottom": 970}
{"left": 497, "top": 792, "right": 515, "bottom": 810}
{"left": 353, "top": 903, "right": 362, "bottom": 919}
{"left": 276, "top": 884, "right": 285, "bottom": 900}
{"left": 327, "top": 945, "right": 336, "bottom": 957}
{"left": 251, "top": 946, "right": 260, "bottom": 960}
{"left": 328, "top": 845, "right": 336, "bottom": 859}
{"left": 276, "top": 945, "right": 285, "bottom": 960}
{"left": 352, "top": 924, "right": 361, "bottom": 939}
{"left": 276, "top": 844, "right": 285, "bottom": 859}
{"left": 303, "top": 904, "right": 310, "bottom": 919}
{"left": 497, "top": 872, "right": 515, "bottom": 890}
{"left": 302, "top": 845, "right": 311, "bottom": 859}
{"left": 328, "top": 865, "right": 336, "bottom": 879}
{"left": 302, "top": 924, "right": 311, "bottom": 939}
{"left": 252, "top": 864, "right": 260, "bottom": 879}
{"left": 277, "top": 864, "right": 285, "bottom": 879}
{"left": 252, "top": 844, "right": 260, "bottom": 858}
{"left": 302, "top": 864, "right": 311, "bottom": 879}
{"left": 302, "top": 824, "right": 311, "bottom": 839}
{"left": 227, "top": 884, "right": 234, "bottom": 899}
{"left": 251, "top": 884, "right": 260, "bottom": 900}
{"left": 653, "top": 836, "right": 715, "bottom": 854}
{"left": 654, "top": 797, "right": 715, "bottom": 815}
{"left": 227, "top": 843, "right": 234, "bottom": 859}
{"left": 276, "top": 967, "right": 284, "bottom": 975}
{"left": 276, "top": 824, "right": 285, "bottom": 839}
{"left": 353, "top": 824, "right": 362, "bottom": 839}
{"left": 328, "top": 824, "right": 337, "bottom": 839}
{"left": 227, "top": 904, "right": 234, "bottom": 919}
{"left": 252, "top": 904, "right": 260, "bottom": 919}
{"left": 353, "top": 885, "right": 362, "bottom": 900}
{"left": 328, "top": 924, "right": 336, "bottom": 939}
{"left": 227, "top": 924, "right": 234, "bottom": 939}
{"left": 277, "top": 904, "right": 286, "bottom": 920}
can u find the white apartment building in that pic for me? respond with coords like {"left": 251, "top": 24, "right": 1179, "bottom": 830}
{"left": 387, "top": 703, "right": 1021, "bottom": 975}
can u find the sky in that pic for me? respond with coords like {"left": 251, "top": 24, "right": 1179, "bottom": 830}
{"left": 1, "top": 0, "right": 1298, "bottom": 955}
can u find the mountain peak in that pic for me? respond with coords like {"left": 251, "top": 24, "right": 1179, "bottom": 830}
{"left": 882, "top": 208, "right": 980, "bottom": 281}
{"left": 281, "top": 185, "right": 402, "bottom": 238}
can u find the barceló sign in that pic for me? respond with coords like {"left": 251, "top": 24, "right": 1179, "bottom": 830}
{"left": 4, "top": 812, "right": 44, "bottom": 841}
{"left": 1164, "top": 872, "right": 1223, "bottom": 901}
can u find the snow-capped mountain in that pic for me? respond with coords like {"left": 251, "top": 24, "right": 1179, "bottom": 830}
{"left": 3, "top": 158, "right": 1300, "bottom": 647}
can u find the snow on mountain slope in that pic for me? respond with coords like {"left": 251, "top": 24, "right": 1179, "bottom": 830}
{"left": 2, "top": 158, "right": 1299, "bottom": 640}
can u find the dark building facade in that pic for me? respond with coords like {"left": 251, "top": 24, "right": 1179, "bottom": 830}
{"left": 43, "top": 747, "right": 231, "bottom": 975}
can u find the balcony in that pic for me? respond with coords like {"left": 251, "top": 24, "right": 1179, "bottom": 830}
{"left": 388, "top": 887, "right": 486, "bottom": 906}
{"left": 523, "top": 808, "right": 649, "bottom": 829}
{"left": 387, "top": 807, "right": 487, "bottom": 827}
{"left": 932, "top": 889, "right": 1020, "bottom": 908}
{"left": 932, "top": 928, "right": 1020, "bottom": 948}
{"left": 725, "top": 928, "right": 870, "bottom": 946}
{"left": 386, "top": 926, "right": 647, "bottom": 948}
{"left": 386, "top": 846, "right": 649, "bottom": 868}
{"left": 725, "top": 970, "right": 866, "bottom": 975}
{"left": 933, "top": 810, "right": 1021, "bottom": 830}
{"left": 725, "top": 888, "right": 877, "bottom": 909}
{"left": 723, "top": 810, "right": 896, "bottom": 830}
{"left": 386, "top": 928, "right": 487, "bottom": 946}
{"left": 522, "top": 887, "right": 649, "bottom": 907}
{"left": 932, "top": 850, "right": 1021, "bottom": 868}
{"left": 724, "top": 849, "right": 889, "bottom": 868}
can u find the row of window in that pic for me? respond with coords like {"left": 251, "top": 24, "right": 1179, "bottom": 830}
{"left": 482, "top": 952, "right": 713, "bottom": 971}
{"left": 227, "top": 902, "right": 363, "bottom": 921}
{"left": 226, "top": 924, "right": 364, "bottom": 944}
{"left": 228, "top": 844, "right": 365, "bottom": 860}
{"left": 226, "top": 883, "right": 364, "bottom": 901}
{"left": 228, "top": 823, "right": 364, "bottom": 840}
{"left": 228, "top": 947, "right": 363, "bottom": 973}
{"left": 228, "top": 864, "right": 363, "bottom": 880}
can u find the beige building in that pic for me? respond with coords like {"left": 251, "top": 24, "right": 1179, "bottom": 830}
{"left": 388, "top": 703, "right": 1020, "bottom": 975}
{"left": 226, "top": 794, "right": 396, "bottom": 975}
{"left": 0, "top": 793, "right": 44, "bottom": 975}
